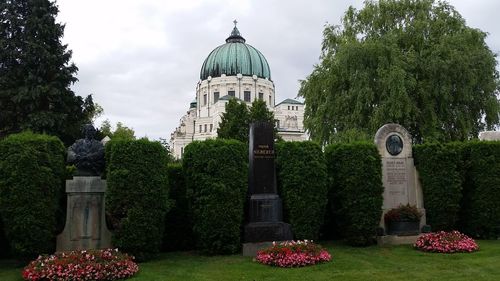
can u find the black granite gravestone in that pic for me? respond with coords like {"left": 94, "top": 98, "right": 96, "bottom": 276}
{"left": 244, "top": 121, "right": 292, "bottom": 244}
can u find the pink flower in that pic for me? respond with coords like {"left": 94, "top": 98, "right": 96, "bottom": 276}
{"left": 256, "top": 240, "right": 332, "bottom": 267}
{"left": 22, "top": 249, "right": 139, "bottom": 281}
{"left": 414, "top": 231, "right": 479, "bottom": 253}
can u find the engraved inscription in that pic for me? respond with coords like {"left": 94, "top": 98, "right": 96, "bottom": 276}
{"left": 254, "top": 144, "right": 274, "bottom": 159}
{"left": 384, "top": 158, "right": 408, "bottom": 206}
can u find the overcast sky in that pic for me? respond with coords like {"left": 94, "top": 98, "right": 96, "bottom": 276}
{"left": 56, "top": 0, "right": 500, "bottom": 140}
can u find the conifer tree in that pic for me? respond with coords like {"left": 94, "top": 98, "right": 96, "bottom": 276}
{"left": 0, "top": 0, "right": 95, "bottom": 144}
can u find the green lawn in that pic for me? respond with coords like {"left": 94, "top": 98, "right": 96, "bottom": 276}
{"left": 1, "top": 240, "right": 499, "bottom": 281}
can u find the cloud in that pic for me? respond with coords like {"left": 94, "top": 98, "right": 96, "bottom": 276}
{"left": 56, "top": 0, "right": 500, "bottom": 139}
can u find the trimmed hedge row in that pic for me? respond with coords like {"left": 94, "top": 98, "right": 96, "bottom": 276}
{"left": 460, "top": 142, "right": 500, "bottom": 238}
{"left": 0, "top": 216, "right": 9, "bottom": 258}
{"left": 413, "top": 143, "right": 463, "bottom": 231}
{"left": 325, "top": 142, "right": 384, "bottom": 246}
{"left": 276, "top": 141, "right": 328, "bottom": 240}
{"left": 0, "top": 132, "right": 65, "bottom": 260}
{"left": 106, "top": 139, "right": 170, "bottom": 261}
{"left": 183, "top": 139, "right": 247, "bottom": 255}
{"left": 162, "top": 163, "right": 194, "bottom": 251}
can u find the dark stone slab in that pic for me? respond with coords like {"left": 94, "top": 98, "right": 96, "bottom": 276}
{"left": 248, "top": 122, "right": 276, "bottom": 194}
{"left": 244, "top": 122, "right": 293, "bottom": 245}
{"left": 248, "top": 194, "right": 282, "bottom": 222}
{"left": 244, "top": 222, "right": 293, "bottom": 243}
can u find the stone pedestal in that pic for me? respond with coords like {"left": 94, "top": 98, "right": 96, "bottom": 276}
{"left": 56, "top": 176, "right": 112, "bottom": 251}
{"left": 377, "top": 234, "right": 423, "bottom": 246}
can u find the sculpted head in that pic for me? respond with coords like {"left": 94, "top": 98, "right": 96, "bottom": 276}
{"left": 82, "top": 124, "right": 97, "bottom": 140}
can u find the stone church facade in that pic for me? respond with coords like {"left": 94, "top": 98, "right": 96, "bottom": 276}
{"left": 170, "top": 23, "right": 307, "bottom": 159}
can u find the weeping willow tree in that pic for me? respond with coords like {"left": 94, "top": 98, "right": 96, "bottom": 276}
{"left": 299, "top": 0, "right": 500, "bottom": 144}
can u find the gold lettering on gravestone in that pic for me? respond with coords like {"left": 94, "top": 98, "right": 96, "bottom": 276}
{"left": 253, "top": 144, "right": 274, "bottom": 159}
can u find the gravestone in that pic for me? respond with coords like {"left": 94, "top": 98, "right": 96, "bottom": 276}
{"left": 243, "top": 121, "right": 292, "bottom": 256}
{"left": 57, "top": 124, "right": 112, "bottom": 251}
{"left": 374, "top": 124, "right": 426, "bottom": 240}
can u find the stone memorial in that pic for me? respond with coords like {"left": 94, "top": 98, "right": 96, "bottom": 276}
{"left": 374, "top": 124, "right": 426, "bottom": 244}
{"left": 57, "top": 124, "right": 112, "bottom": 251}
{"left": 243, "top": 121, "right": 292, "bottom": 256}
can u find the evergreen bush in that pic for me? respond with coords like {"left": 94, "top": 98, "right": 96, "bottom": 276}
{"left": 325, "top": 142, "right": 383, "bottom": 246}
{"left": 0, "top": 132, "right": 65, "bottom": 260}
{"left": 276, "top": 141, "right": 328, "bottom": 240}
{"left": 460, "top": 141, "right": 500, "bottom": 238}
{"left": 162, "top": 163, "right": 195, "bottom": 251}
{"left": 106, "top": 139, "right": 170, "bottom": 261}
{"left": 413, "top": 143, "right": 463, "bottom": 231}
{"left": 0, "top": 216, "right": 10, "bottom": 258}
{"left": 183, "top": 139, "right": 247, "bottom": 254}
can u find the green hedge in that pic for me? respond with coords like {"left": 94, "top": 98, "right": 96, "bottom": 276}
{"left": 460, "top": 142, "right": 500, "bottom": 238}
{"left": 106, "top": 139, "right": 170, "bottom": 261}
{"left": 276, "top": 141, "right": 328, "bottom": 240}
{"left": 0, "top": 216, "right": 10, "bottom": 258}
{"left": 325, "top": 142, "right": 383, "bottom": 246}
{"left": 183, "top": 139, "right": 247, "bottom": 255}
{"left": 162, "top": 163, "right": 195, "bottom": 251}
{"left": 0, "top": 132, "right": 65, "bottom": 260}
{"left": 413, "top": 143, "right": 463, "bottom": 231}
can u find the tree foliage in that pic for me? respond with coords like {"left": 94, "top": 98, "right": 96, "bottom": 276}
{"left": 217, "top": 98, "right": 276, "bottom": 142}
{"left": 99, "top": 120, "right": 135, "bottom": 140}
{"left": 217, "top": 98, "right": 249, "bottom": 142}
{"left": 0, "top": 0, "right": 96, "bottom": 144}
{"left": 299, "top": 0, "right": 500, "bottom": 144}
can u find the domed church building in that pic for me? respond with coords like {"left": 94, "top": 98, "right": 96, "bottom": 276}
{"left": 170, "top": 22, "right": 307, "bottom": 159}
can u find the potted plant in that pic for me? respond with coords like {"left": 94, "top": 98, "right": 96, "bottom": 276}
{"left": 384, "top": 204, "right": 423, "bottom": 235}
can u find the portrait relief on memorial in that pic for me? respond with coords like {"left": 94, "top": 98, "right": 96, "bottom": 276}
{"left": 386, "top": 134, "right": 403, "bottom": 156}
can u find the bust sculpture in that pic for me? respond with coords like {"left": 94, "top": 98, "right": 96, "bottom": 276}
{"left": 67, "top": 124, "right": 105, "bottom": 176}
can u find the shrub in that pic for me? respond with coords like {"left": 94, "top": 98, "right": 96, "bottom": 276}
{"left": 162, "top": 163, "right": 195, "bottom": 251}
{"left": 0, "top": 132, "right": 65, "bottom": 260}
{"left": 325, "top": 142, "right": 383, "bottom": 246}
{"left": 460, "top": 141, "right": 500, "bottom": 239}
{"left": 256, "top": 240, "right": 331, "bottom": 267}
{"left": 275, "top": 141, "right": 328, "bottom": 240}
{"left": 415, "top": 231, "right": 479, "bottom": 253}
{"left": 384, "top": 204, "right": 423, "bottom": 223}
{"left": 183, "top": 139, "right": 247, "bottom": 254}
{"left": 106, "top": 139, "right": 170, "bottom": 260}
{"left": 413, "top": 143, "right": 463, "bottom": 231}
{"left": 22, "top": 249, "right": 138, "bottom": 281}
{"left": 0, "top": 216, "right": 9, "bottom": 258}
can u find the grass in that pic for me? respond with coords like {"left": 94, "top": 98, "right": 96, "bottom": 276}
{"left": 1, "top": 240, "right": 499, "bottom": 281}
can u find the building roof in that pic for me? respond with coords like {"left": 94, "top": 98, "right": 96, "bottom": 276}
{"left": 276, "top": 98, "right": 304, "bottom": 106}
{"left": 200, "top": 23, "right": 271, "bottom": 81}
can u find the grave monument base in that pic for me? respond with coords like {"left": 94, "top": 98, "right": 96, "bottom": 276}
{"left": 377, "top": 234, "right": 423, "bottom": 246}
{"left": 56, "top": 176, "right": 112, "bottom": 252}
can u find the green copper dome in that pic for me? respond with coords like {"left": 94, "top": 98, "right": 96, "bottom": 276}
{"left": 200, "top": 24, "right": 271, "bottom": 81}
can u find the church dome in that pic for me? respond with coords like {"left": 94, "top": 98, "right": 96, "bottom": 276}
{"left": 200, "top": 23, "right": 271, "bottom": 81}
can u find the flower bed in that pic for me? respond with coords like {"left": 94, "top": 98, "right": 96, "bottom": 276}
{"left": 415, "top": 231, "right": 479, "bottom": 253}
{"left": 22, "top": 249, "right": 139, "bottom": 281}
{"left": 256, "top": 240, "right": 331, "bottom": 267}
